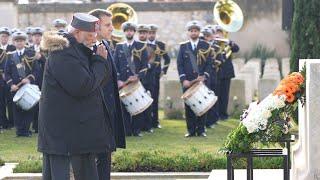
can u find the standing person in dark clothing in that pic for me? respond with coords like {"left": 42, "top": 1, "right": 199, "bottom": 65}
{"left": 4, "top": 31, "right": 41, "bottom": 137}
{"left": 38, "top": 13, "right": 113, "bottom": 180}
{"left": 89, "top": 9, "right": 126, "bottom": 180}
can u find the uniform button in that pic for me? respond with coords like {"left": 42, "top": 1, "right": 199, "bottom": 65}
{"left": 127, "top": 70, "right": 129, "bottom": 72}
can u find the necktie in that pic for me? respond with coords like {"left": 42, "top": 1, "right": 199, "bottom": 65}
{"left": 193, "top": 43, "right": 196, "bottom": 51}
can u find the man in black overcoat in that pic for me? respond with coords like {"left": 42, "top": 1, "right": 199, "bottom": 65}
{"left": 38, "top": 13, "right": 113, "bottom": 180}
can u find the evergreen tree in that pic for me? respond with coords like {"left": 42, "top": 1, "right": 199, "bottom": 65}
{"left": 290, "top": 0, "right": 320, "bottom": 72}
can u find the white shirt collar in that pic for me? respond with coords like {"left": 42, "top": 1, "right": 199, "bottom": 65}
{"left": 17, "top": 48, "right": 25, "bottom": 55}
{"left": 125, "top": 40, "right": 134, "bottom": 47}
{"left": 0, "top": 44, "right": 8, "bottom": 50}
{"left": 190, "top": 39, "right": 199, "bottom": 49}
{"left": 147, "top": 40, "right": 156, "bottom": 45}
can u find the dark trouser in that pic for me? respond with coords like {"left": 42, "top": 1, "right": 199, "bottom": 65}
{"left": 0, "top": 84, "right": 8, "bottom": 128}
{"left": 42, "top": 153, "right": 99, "bottom": 180}
{"left": 5, "top": 85, "right": 14, "bottom": 129}
{"left": 141, "top": 83, "right": 153, "bottom": 131}
{"left": 151, "top": 74, "right": 160, "bottom": 128}
{"left": 13, "top": 103, "right": 34, "bottom": 136}
{"left": 141, "top": 106, "right": 153, "bottom": 131}
{"left": 206, "top": 76, "right": 219, "bottom": 126}
{"left": 185, "top": 104, "right": 206, "bottom": 135}
{"left": 96, "top": 151, "right": 112, "bottom": 180}
{"left": 132, "top": 112, "right": 144, "bottom": 135}
{"left": 121, "top": 104, "right": 132, "bottom": 136}
{"left": 32, "top": 104, "right": 39, "bottom": 132}
{"left": 217, "top": 78, "right": 231, "bottom": 120}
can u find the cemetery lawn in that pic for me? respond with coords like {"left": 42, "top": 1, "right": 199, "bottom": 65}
{"left": 0, "top": 113, "right": 238, "bottom": 163}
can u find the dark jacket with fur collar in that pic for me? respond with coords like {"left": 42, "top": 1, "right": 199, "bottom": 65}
{"left": 38, "top": 32, "right": 114, "bottom": 155}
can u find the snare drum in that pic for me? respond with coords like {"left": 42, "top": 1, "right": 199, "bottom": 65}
{"left": 13, "top": 84, "right": 41, "bottom": 111}
{"left": 181, "top": 81, "right": 217, "bottom": 117}
{"left": 119, "top": 81, "right": 153, "bottom": 116}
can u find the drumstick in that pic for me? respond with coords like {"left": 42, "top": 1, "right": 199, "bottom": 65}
{"left": 10, "top": 75, "right": 33, "bottom": 92}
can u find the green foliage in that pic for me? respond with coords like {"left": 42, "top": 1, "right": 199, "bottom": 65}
{"left": 13, "top": 150, "right": 285, "bottom": 173}
{"left": 13, "top": 160, "right": 42, "bottom": 173}
{"left": 244, "top": 44, "right": 278, "bottom": 62}
{"left": 290, "top": 0, "right": 320, "bottom": 72}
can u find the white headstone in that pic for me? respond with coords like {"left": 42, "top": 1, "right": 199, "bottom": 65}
{"left": 232, "top": 58, "right": 245, "bottom": 76}
{"left": 258, "top": 78, "right": 278, "bottom": 100}
{"left": 227, "top": 78, "right": 247, "bottom": 115}
{"left": 264, "top": 58, "right": 279, "bottom": 71}
{"left": 161, "top": 80, "right": 184, "bottom": 119}
{"left": 237, "top": 73, "right": 254, "bottom": 104}
{"left": 281, "top": 57, "right": 290, "bottom": 76}
{"left": 292, "top": 59, "right": 320, "bottom": 180}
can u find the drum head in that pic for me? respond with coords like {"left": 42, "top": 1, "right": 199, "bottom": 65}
{"left": 181, "top": 81, "right": 202, "bottom": 99}
{"left": 119, "top": 81, "right": 141, "bottom": 98}
{"left": 12, "top": 84, "right": 29, "bottom": 102}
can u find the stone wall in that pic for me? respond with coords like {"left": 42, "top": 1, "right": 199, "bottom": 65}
{"left": 0, "top": 0, "right": 290, "bottom": 57}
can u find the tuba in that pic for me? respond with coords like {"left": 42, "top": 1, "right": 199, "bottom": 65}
{"left": 107, "top": 3, "right": 138, "bottom": 43}
{"left": 213, "top": 0, "right": 244, "bottom": 59}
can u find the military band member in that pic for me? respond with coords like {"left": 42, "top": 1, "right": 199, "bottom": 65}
{"left": 30, "top": 27, "right": 45, "bottom": 133}
{"left": 0, "top": 49, "right": 8, "bottom": 132}
{"left": 25, "top": 27, "right": 34, "bottom": 46}
{"left": 0, "top": 27, "right": 16, "bottom": 52}
{"left": 137, "top": 24, "right": 154, "bottom": 133}
{"left": 114, "top": 22, "right": 148, "bottom": 137}
{"left": 4, "top": 31, "right": 40, "bottom": 137}
{"left": 177, "top": 21, "right": 213, "bottom": 137}
{"left": 89, "top": 9, "right": 126, "bottom": 180}
{"left": 147, "top": 24, "right": 171, "bottom": 129}
{"left": 52, "top": 19, "right": 68, "bottom": 31}
{"left": 0, "top": 27, "right": 15, "bottom": 129}
{"left": 213, "top": 25, "right": 239, "bottom": 120}
{"left": 201, "top": 27, "right": 219, "bottom": 128}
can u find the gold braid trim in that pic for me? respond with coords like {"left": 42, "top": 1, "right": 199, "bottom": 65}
{"left": 0, "top": 51, "right": 7, "bottom": 64}
{"left": 197, "top": 46, "right": 211, "bottom": 65}
{"left": 22, "top": 55, "right": 36, "bottom": 70}
{"left": 154, "top": 44, "right": 167, "bottom": 56}
{"left": 210, "top": 47, "right": 218, "bottom": 60}
{"left": 132, "top": 43, "right": 147, "bottom": 61}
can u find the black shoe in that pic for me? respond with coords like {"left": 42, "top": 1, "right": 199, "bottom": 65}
{"left": 184, "top": 133, "right": 195, "bottom": 138}
{"left": 198, "top": 133, "right": 207, "bottom": 137}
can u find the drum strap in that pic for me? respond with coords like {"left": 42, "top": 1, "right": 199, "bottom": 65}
{"left": 122, "top": 44, "right": 136, "bottom": 75}
{"left": 186, "top": 45, "right": 199, "bottom": 74}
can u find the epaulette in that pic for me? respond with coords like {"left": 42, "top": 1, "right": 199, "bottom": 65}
{"left": 179, "top": 40, "right": 189, "bottom": 45}
{"left": 134, "top": 41, "right": 147, "bottom": 52}
{"left": 6, "top": 50, "right": 16, "bottom": 55}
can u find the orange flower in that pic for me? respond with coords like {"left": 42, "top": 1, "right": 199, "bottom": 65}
{"left": 273, "top": 89, "right": 285, "bottom": 96}
{"left": 286, "top": 93, "right": 295, "bottom": 103}
{"left": 286, "top": 83, "right": 300, "bottom": 93}
{"left": 289, "top": 72, "right": 301, "bottom": 77}
{"left": 295, "top": 75, "right": 304, "bottom": 84}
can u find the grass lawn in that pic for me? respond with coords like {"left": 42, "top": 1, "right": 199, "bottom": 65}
{"left": 0, "top": 113, "right": 239, "bottom": 163}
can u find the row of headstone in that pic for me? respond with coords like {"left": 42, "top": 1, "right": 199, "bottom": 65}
{"left": 258, "top": 58, "right": 281, "bottom": 100}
